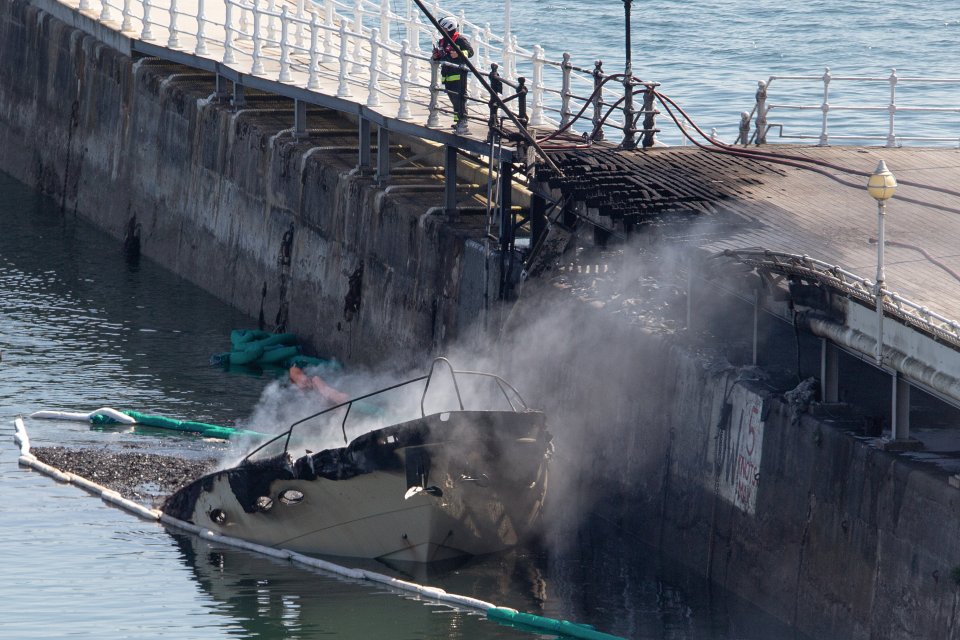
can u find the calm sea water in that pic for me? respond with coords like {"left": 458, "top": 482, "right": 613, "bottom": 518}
{"left": 1, "top": 2, "right": 952, "bottom": 637}
{"left": 464, "top": 0, "right": 960, "bottom": 144}
{"left": 0, "top": 174, "right": 805, "bottom": 639}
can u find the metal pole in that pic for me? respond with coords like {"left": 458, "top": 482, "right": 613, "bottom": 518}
{"left": 875, "top": 199, "right": 886, "bottom": 364}
{"left": 621, "top": 0, "right": 636, "bottom": 150}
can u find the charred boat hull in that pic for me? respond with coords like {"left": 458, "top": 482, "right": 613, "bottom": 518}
{"left": 163, "top": 410, "right": 550, "bottom": 562}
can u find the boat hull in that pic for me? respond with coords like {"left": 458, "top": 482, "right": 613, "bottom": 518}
{"left": 164, "top": 410, "right": 550, "bottom": 562}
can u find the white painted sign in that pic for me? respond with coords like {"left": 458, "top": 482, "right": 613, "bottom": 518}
{"left": 719, "top": 384, "right": 765, "bottom": 514}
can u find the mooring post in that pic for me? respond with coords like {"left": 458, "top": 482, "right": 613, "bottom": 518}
{"left": 444, "top": 145, "right": 458, "bottom": 218}
{"left": 358, "top": 116, "right": 371, "bottom": 170}
{"left": 376, "top": 126, "right": 390, "bottom": 184}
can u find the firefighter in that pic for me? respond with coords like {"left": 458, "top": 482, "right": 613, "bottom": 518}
{"left": 432, "top": 16, "right": 474, "bottom": 134}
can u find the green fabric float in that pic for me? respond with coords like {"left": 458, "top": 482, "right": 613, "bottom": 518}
{"left": 486, "top": 608, "right": 624, "bottom": 640}
{"left": 90, "top": 410, "right": 267, "bottom": 440}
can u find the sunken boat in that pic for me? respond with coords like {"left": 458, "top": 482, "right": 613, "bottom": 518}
{"left": 163, "top": 359, "right": 551, "bottom": 563}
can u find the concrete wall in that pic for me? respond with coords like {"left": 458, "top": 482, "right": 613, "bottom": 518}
{"left": 4, "top": 3, "right": 960, "bottom": 638}
{"left": 502, "top": 284, "right": 960, "bottom": 640}
{"left": 0, "top": 0, "right": 489, "bottom": 367}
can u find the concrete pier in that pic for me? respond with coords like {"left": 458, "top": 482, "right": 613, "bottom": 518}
{"left": 5, "top": 1, "right": 960, "bottom": 638}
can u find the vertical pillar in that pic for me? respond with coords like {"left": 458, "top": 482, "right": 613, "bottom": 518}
{"left": 686, "top": 266, "right": 694, "bottom": 331}
{"left": 752, "top": 288, "right": 760, "bottom": 366}
{"left": 215, "top": 74, "right": 230, "bottom": 102}
{"left": 444, "top": 145, "right": 457, "bottom": 218}
{"left": 891, "top": 372, "right": 910, "bottom": 441}
{"left": 499, "top": 161, "right": 514, "bottom": 298}
{"left": 358, "top": 117, "right": 371, "bottom": 170}
{"left": 820, "top": 338, "right": 839, "bottom": 403}
{"left": 294, "top": 99, "right": 307, "bottom": 139}
{"left": 531, "top": 192, "right": 547, "bottom": 251}
{"left": 232, "top": 81, "right": 246, "bottom": 109}
{"left": 376, "top": 126, "right": 390, "bottom": 183}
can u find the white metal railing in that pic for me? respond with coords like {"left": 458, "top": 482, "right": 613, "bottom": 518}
{"left": 71, "top": 0, "right": 648, "bottom": 142}
{"left": 717, "top": 249, "right": 960, "bottom": 349}
{"left": 745, "top": 68, "right": 960, "bottom": 148}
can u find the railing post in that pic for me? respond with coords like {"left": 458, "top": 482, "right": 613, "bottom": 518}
{"left": 516, "top": 76, "right": 528, "bottom": 127}
{"left": 754, "top": 80, "right": 768, "bottom": 145}
{"left": 397, "top": 40, "right": 411, "bottom": 119}
{"left": 322, "top": 0, "right": 335, "bottom": 63}
{"left": 887, "top": 68, "right": 899, "bottom": 148}
{"left": 641, "top": 84, "right": 656, "bottom": 148}
{"left": 336, "top": 21, "right": 351, "bottom": 97}
{"left": 380, "top": 0, "right": 391, "bottom": 45}
{"left": 408, "top": 12, "right": 422, "bottom": 81}
{"left": 195, "top": 0, "right": 208, "bottom": 56}
{"left": 560, "top": 52, "right": 572, "bottom": 127}
{"left": 140, "top": 0, "right": 154, "bottom": 40}
{"left": 738, "top": 111, "right": 750, "bottom": 145}
{"left": 503, "top": 33, "right": 515, "bottom": 80}
{"left": 487, "top": 63, "right": 502, "bottom": 133}
{"left": 295, "top": 0, "right": 305, "bottom": 48}
{"left": 351, "top": 0, "right": 364, "bottom": 74}
{"left": 591, "top": 59, "right": 604, "bottom": 141}
{"left": 308, "top": 10, "right": 320, "bottom": 89}
{"left": 367, "top": 28, "right": 381, "bottom": 106}
{"left": 121, "top": 0, "right": 132, "bottom": 31}
{"left": 266, "top": 0, "right": 277, "bottom": 42}
{"left": 223, "top": 0, "right": 236, "bottom": 63}
{"left": 167, "top": 0, "right": 180, "bottom": 48}
{"left": 530, "top": 45, "right": 545, "bottom": 127}
{"left": 427, "top": 58, "right": 441, "bottom": 127}
{"left": 251, "top": 1, "right": 264, "bottom": 75}
{"left": 238, "top": 0, "right": 249, "bottom": 40}
{"left": 98, "top": 0, "right": 112, "bottom": 22}
{"left": 279, "top": 7, "right": 292, "bottom": 81}
{"left": 819, "top": 67, "right": 831, "bottom": 146}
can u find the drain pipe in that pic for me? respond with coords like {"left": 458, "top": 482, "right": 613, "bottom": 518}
{"left": 799, "top": 311, "right": 960, "bottom": 403}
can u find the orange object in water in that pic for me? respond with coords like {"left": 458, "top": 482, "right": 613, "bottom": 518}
{"left": 289, "top": 366, "right": 349, "bottom": 404}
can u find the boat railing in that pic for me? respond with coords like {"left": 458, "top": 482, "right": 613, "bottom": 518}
{"left": 242, "top": 357, "right": 530, "bottom": 462}
{"left": 743, "top": 68, "right": 960, "bottom": 147}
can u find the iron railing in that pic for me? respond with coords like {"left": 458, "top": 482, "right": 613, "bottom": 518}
{"left": 742, "top": 68, "right": 960, "bottom": 147}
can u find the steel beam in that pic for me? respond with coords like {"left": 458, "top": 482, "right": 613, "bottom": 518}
{"left": 376, "top": 126, "right": 390, "bottom": 183}
{"left": 445, "top": 145, "right": 458, "bottom": 218}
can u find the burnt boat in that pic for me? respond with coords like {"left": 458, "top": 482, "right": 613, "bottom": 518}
{"left": 163, "top": 358, "right": 551, "bottom": 563}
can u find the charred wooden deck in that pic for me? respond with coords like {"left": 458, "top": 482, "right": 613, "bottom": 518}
{"left": 535, "top": 145, "right": 960, "bottom": 322}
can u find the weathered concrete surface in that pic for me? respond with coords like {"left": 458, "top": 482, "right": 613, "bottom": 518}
{"left": 5, "top": 3, "right": 960, "bottom": 639}
{"left": 0, "top": 0, "right": 490, "bottom": 367}
{"left": 503, "top": 268, "right": 960, "bottom": 640}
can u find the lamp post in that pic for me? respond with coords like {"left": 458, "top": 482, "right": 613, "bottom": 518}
{"left": 620, "top": 0, "right": 636, "bottom": 150}
{"left": 867, "top": 160, "right": 897, "bottom": 365}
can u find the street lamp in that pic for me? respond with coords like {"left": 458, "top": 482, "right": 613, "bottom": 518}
{"left": 867, "top": 160, "right": 897, "bottom": 364}
{"left": 620, "top": 0, "right": 636, "bottom": 150}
